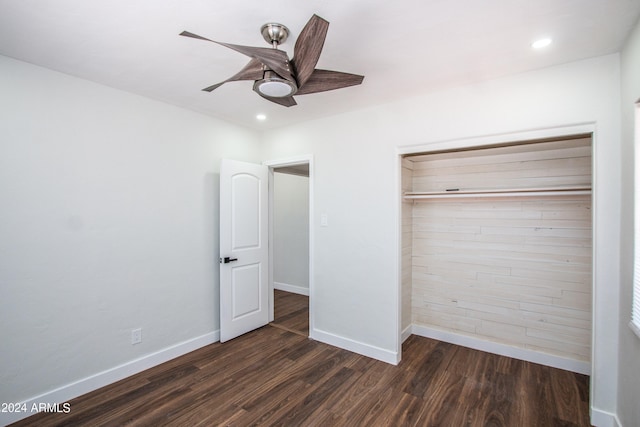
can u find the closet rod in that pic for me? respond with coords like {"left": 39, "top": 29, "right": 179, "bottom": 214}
{"left": 404, "top": 186, "right": 591, "bottom": 200}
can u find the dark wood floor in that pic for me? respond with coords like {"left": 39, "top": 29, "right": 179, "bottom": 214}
{"left": 271, "top": 289, "right": 309, "bottom": 336}
{"left": 12, "top": 291, "right": 591, "bottom": 426}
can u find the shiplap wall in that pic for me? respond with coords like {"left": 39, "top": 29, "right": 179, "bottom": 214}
{"left": 401, "top": 159, "right": 414, "bottom": 334}
{"left": 410, "top": 137, "right": 591, "bottom": 192}
{"left": 405, "top": 137, "right": 592, "bottom": 364}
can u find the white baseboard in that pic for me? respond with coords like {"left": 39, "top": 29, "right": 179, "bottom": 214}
{"left": 590, "top": 408, "right": 621, "bottom": 427}
{"left": 401, "top": 324, "right": 412, "bottom": 343}
{"left": 274, "top": 282, "right": 309, "bottom": 296}
{"left": 310, "top": 328, "right": 399, "bottom": 365}
{"left": 411, "top": 324, "right": 591, "bottom": 375}
{"left": 1, "top": 330, "right": 220, "bottom": 427}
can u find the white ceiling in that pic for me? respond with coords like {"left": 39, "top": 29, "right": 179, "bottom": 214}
{"left": 1, "top": 0, "right": 639, "bottom": 130}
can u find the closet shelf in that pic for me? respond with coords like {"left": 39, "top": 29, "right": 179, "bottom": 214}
{"left": 404, "top": 186, "right": 592, "bottom": 200}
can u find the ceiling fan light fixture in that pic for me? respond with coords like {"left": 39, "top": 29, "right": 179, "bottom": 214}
{"left": 253, "top": 71, "right": 297, "bottom": 97}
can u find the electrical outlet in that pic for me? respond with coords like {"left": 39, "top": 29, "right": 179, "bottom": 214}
{"left": 131, "top": 328, "right": 142, "bottom": 345}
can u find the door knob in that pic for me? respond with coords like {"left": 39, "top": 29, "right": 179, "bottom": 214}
{"left": 221, "top": 257, "right": 238, "bottom": 264}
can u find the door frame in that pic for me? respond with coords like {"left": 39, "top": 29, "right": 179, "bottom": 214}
{"left": 263, "top": 155, "right": 314, "bottom": 334}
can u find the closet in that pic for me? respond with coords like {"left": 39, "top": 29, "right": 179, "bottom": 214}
{"left": 401, "top": 135, "right": 592, "bottom": 372}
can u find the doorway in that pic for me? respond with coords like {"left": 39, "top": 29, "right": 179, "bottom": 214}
{"left": 264, "top": 156, "right": 313, "bottom": 337}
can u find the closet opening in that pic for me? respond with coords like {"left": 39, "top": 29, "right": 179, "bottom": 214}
{"left": 400, "top": 134, "right": 593, "bottom": 374}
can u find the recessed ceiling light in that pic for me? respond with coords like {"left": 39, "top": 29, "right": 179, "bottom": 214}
{"left": 256, "top": 114, "right": 267, "bottom": 121}
{"left": 531, "top": 38, "right": 552, "bottom": 49}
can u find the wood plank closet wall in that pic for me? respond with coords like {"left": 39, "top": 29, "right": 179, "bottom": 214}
{"left": 401, "top": 136, "right": 593, "bottom": 368}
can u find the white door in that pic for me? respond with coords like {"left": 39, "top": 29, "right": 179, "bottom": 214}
{"left": 219, "top": 159, "right": 269, "bottom": 342}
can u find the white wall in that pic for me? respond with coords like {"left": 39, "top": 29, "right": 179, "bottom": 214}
{"left": 618, "top": 16, "right": 640, "bottom": 427}
{"left": 273, "top": 171, "right": 309, "bottom": 294}
{"left": 0, "top": 55, "right": 261, "bottom": 420}
{"left": 261, "top": 54, "right": 621, "bottom": 423}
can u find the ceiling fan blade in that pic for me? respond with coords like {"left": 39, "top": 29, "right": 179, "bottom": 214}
{"left": 180, "top": 31, "right": 294, "bottom": 83}
{"left": 255, "top": 92, "right": 298, "bottom": 107}
{"left": 294, "top": 69, "right": 364, "bottom": 95}
{"left": 202, "top": 58, "right": 264, "bottom": 92}
{"left": 292, "top": 15, "right": 329, "bottom": 88}
{"left": 202, "top": 82, "right": 225, "bottom": 92}
{"left": 216, "top": 42, "right": 294, "bottom": 83}
{"left": 179, "top": 30, "right": 214, "bottom": 42}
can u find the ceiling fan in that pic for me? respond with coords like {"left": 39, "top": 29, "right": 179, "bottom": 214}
{"left": 180, "top": 14, "right": 364, "bottom": 107}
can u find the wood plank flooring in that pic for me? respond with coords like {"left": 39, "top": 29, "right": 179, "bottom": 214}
{"left": 271, "top": 289, "right": 309, "bottom": 336}
{"left": 11, "top": 292, "right": 592, "bottom": 426}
